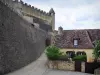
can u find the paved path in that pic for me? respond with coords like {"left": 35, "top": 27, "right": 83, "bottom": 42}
{"left": 6, "top": 53, "right": 93, "bottom": 75}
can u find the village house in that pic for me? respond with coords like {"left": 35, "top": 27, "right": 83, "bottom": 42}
{"left": 54, "top": 26, "right": 100, "bottom": 62}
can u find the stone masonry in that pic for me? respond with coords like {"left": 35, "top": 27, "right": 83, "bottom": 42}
{"left": 0, "top": 1, "right": 50, "bottom": 74}
{"left": 0, "top": 0, "right": 55, "bottom": 31}
{"left": 47, "top": 60, "right": 75, "bottom": 71}
{"left": 47, "top": 60, "right": 85, "bottom": 72}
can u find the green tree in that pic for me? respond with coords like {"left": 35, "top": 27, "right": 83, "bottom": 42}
{"left": 45, "top": 45, "right": 63, "bottom": 60}
{"left": 93, "top": 40, "right": 100, "bottom": 59}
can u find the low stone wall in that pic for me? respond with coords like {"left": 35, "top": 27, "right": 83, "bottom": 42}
{"left": 81, "top": 62, "right": 85, "bottom": 72}
{"left": 47, "top": 60, "right": 75, "bottom": 71}
{"left": 47, "top": 60, "right": 85, "bottom": 72}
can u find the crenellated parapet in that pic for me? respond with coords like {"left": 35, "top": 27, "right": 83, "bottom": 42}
{"left": 0, "top": 0, "right": 55, "bottom": 30}
{"left": 1, "top": 0, "right": 51, "bottom": 15}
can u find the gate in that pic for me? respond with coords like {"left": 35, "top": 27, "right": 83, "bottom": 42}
{"left": 75, "top": 61, "right": 81, "bottom": 72}
{"left": 85, "top": 62, "right": 100, "bottom": 74}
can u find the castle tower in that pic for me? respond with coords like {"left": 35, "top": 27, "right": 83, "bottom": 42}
{"left": 1, "top": 0, "right": 55, "bottom": 32}
{"left": 49, "top": 8, "right": 55, "bottom": 31}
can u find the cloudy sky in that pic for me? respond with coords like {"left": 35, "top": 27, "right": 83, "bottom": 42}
{"left": 22, "top": 0, "right": 100, "bottom": 30}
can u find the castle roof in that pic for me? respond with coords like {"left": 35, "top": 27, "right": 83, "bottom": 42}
{"left": 54, "top": 29, "right": 100, "bottom": 49}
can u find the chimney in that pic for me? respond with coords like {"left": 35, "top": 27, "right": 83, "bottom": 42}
{"left": 58, "top": 26, "right": 63, "bottom": 35}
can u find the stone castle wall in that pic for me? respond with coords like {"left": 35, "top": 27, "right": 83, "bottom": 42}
{"left": 0, "top": 1, "right": 50, "bottom": 74}
{"left": 0, "top": 0, "right": 54, "bottom": 28}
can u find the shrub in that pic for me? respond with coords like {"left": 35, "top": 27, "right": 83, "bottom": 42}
{"left": 93, "top": 40, "right": 100, "bottom": 59}
{"left": 45, "top": 45, "right": 63, "bottom": 60}
{"left": 58, "top": 55, "right": 69, "bottom": 61}
{"left": 72, "top": 55, "right": 87, "bottom": 61}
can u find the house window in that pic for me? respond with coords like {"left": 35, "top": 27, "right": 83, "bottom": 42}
{"left": 76, "top": 51, "right": 86, "bottom": 56}
{"left": 74, "top": 39, "right": 78, "bottom": 47}
{"left": 66, "top": 51, "right": 75, "bottom": 58}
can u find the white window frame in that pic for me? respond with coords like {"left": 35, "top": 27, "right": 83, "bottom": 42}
{"left": 74, "top": 39, "right": 78, "bottom": 46}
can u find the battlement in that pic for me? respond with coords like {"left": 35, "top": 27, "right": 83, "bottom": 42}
{"left": 0, "top": 0, "right": 53, "bottom": 16}
{"left": 0, "top": 0, "right": 55, "bottom": 30}
{"left": 20, "top": 0, "right": 50, "bottom": 16}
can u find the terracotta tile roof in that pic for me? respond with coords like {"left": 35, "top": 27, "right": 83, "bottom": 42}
{"left": 54, "top": 29, "right": 100, "bottom": 49}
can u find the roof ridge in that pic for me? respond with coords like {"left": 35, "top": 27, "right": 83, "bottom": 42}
{"left": 85, "top": 30, "right": 94, "bottom": 47}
